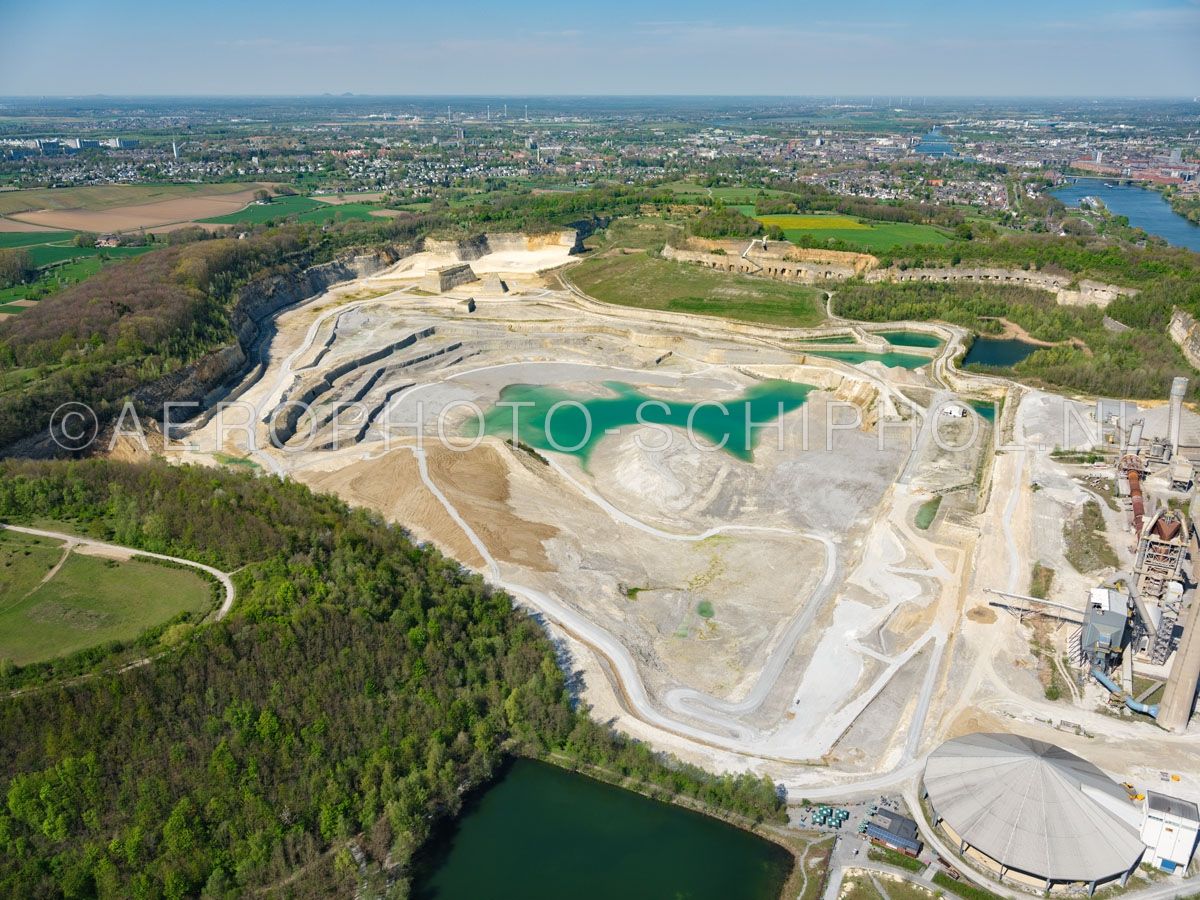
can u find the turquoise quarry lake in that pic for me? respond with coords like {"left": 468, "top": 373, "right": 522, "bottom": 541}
{"left": 804, "top": 349, "right": 931, "bottom": 369}
{"left": 412, "top": 759, "right": 793, "bottom": 900}
{"left": 472, "top": 379, "right": 813, "bottom": 463}
{"left": 875, "top": 330, "right": 943, "bottom": 349}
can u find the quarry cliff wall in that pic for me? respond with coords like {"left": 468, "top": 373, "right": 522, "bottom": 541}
{"left": 1170, "top": 309, "right": 1200, "bottom": 371}
{"left": 663, "top": 239, "right": 1135, "bottom": 307}
{"left": 425, "top": 229, "right": 582, "bottom": 260}
{"left": 137, "top": 246, "right": 406, "bottom": 425}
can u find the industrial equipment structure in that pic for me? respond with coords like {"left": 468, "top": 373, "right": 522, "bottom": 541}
{"left": 1159, "top": 553, "right": 1200, "bottom": 732}
{"left": 923, "top": 734, "right": 1199, "bottom": 892}
{"left": 1133, "top": 509, "right": 1191, "bottom": 665}
{"left": 923, "top": 734, "right": 1148, "bottom": 893}
{"left": 1080, "top": 583, "right": 1133, "bottom": 669}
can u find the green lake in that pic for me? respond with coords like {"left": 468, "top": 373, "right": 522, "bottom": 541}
{"left": 472, "top": 379, "right": 814, "bottom": 463}
{"left": 875, "top": 330, "right": 943, "bottom": 349}
{"left": 969, "top": 399, "right": 998, "bottom": 422}
{"left": 412, "top": 759, "right": 793, "bottom": 900}
{"left": 801, "top": 334, "right": 857, "bottom": 344}
{"left": 804, "top": 349, "right": 930, "bottom": 369}
{"left": 962, "top": 336, "right": 1040, "bottom": 368}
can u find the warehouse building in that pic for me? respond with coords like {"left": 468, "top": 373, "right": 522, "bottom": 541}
{"left": 1141, "top": 793, "right": 1199, "bottom": 873}
{"left": 923, "top": 734, "right": 1146, "bottom": 893}
{"left": 866, "top": 810, "right": 922, "bottom": 857}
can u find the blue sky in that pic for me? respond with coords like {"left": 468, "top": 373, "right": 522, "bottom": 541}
{"left": 1, "top": 0, "right": 1197, "bottom": 96}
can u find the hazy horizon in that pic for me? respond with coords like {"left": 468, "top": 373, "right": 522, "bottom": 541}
{"left": 2, "top": 0, "right": 1198, "bottom": 98}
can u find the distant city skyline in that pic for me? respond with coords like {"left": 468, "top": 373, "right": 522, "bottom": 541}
{"left": 1, "top": 0, "right": 1198, "bottom": 97}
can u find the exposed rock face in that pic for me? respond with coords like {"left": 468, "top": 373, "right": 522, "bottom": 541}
{"left": 424, "top": 229, "right": 582, "bottom": 261}
{"left": 663, "top": 238, "right": 1136, "bottom": 308}
{"left": 1170, "top": 308, "right": 1200, "bottom": 371}
{"left": 862, "top": 266, "right": 1136, "bottom": 307}
{"left": 662, "top": 243, "right": 866, "bottom": 283}
{"left": 419, "top": 263, "right": 478, "bottom": 292}
{"left": 136, "top": 247, "right": 404, "bottom": 426}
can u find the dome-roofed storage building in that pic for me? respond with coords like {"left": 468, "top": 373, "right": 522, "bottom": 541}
{"left": 923, "top": 733, "right": 1146, "bottom": 894}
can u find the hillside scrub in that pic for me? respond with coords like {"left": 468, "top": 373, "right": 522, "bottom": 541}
{"left": 688, "top": 206, "right": 763, "bottom": 239}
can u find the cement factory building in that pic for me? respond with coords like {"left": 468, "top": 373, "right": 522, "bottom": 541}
{"left": 922, "top": 734, "right": 1198, "bottom": 893}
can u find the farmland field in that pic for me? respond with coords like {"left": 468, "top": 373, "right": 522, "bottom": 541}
{"left": 198, "top": 194, "right": 325, "bottom": 224}
{"left": 0, "top": 230, "right": 76, "bottom": 248}
{"left": 2, "top": 183, "right": 269, "bottom": 231}
{"left": 0, "top": 531, "right": 214, "bottom": 666}
{"left": 756, "top": 214, "right": 950, "bottom": 251}
{"left": 757, "top": 214, "right": 869, "bottom": 231}
{"left": 26, "top": 243, "right": 153, "bottom": 266}
{"left": 201, "top": 195, "right": 391, "bottom": 225}
{"left": 0, "top": 182, "right": 262, "bottom": 215}
{"left": 566, "top": 249, "right": 825, "bottom": 327}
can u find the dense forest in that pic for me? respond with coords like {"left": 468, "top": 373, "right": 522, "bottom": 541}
{"left": 833, "top": 281, "right": 1199, "bottom": 400}
{"left": 0, "top": 459, "right": 787, "bottom": 898}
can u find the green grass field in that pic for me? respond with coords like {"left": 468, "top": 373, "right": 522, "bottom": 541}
{"left": 0, "top": 255, "right": 109, "bottom": 309}
{"left": 0, "top": 532, "right": 213, "bottom": 666}
{"left": 0, "top": 230, "right": 76, "bottom": 248}
{"left": 566, "top": 250, "right": 825, "bottom": 328}
{"left": 26, "top": 243, "right": 153, "bottom": 266}
{"left": 296, "top": 201, "right": 382, "bottom": 224}
{"left": 199, "top": 195, "right": 386, "bottom": 225}
{"left": 662, "top": 182, "right": 796, "bottom": 205}
{"left": 758, "top": 214, "right": 869, "bottom": 231}
{"left": 587, "top": 216, "right": 683, "bottom": 252}
{"left": 756, "top": 214, "right": 950, "bottom": 251}
{"left": 198, "top": 194, "right": 323, "bottom": 224}
{"left": 199, "top": 195, "right": 388, "bottom": 225}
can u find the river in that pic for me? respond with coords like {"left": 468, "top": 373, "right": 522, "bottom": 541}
{"left": 412, "top": 759, "right": 793, "bottom": 899}
{"left": 1051, "top": 179, "right": 1200, "bottom": 252}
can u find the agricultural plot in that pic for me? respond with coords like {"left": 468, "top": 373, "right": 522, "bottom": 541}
{"left": 566, "top": 249, "right": 825, "bottom": 327}
{"left": 662, "top": 182, "right": 797, "bottom": 205}
{"left": 0, "top": 231, "right": 76, "bottom": 248}
{"left": 297, "top": 201, "right": 384, "bottom": 223}
{"left": 26, "top": 243, "right": 153, "bottom": 266}
{"left": 757, "top": 214, "right": 869, "bottom": 231}
{"left": 756, "top": 213, "right": 950, "bottom": 251}
{"left": 0, "top": 531, "right": 214, "bottom": 666}
{"left": 198, "top": 194, "right": 325, "bottom": 224}
{"left": 199, "top": 195, "right": 389, "bottom": 225}
{"left": 0, "top": 182, "right": 259, "bottom": 216}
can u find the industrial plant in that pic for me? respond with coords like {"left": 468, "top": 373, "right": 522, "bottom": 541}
{"left": 924, "top": 734, "right": 1199, "bottom": 893}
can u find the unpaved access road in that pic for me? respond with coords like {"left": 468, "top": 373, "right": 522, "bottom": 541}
{"left": 1, "top": 524, "right": 236, "bottom": 621}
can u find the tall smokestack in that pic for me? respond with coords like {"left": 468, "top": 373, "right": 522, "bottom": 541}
{"left": 1169, "top": 377, "right": 1188, "bottom": 457}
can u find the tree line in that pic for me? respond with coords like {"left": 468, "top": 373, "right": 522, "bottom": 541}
{"left": 833, "top": 280, "right": 1199, "bottom": 400}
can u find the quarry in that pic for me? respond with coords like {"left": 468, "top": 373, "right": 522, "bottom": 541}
{"left": 170, "top": 230, "right": 1200, "bottom": 830}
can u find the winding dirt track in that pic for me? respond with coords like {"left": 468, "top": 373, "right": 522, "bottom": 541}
{"left": 1, "top": 524, "right": 236, "bottom": 621}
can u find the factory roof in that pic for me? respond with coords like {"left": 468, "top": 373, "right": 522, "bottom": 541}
{"left": 1147, "top": 791, "right": 1200, "bottom": 823}
{"left": 874, "top": 810, "right": 919, "bottom": 842}
{"left": 924, "top": 733, "right": 1146, "bottom": 883}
